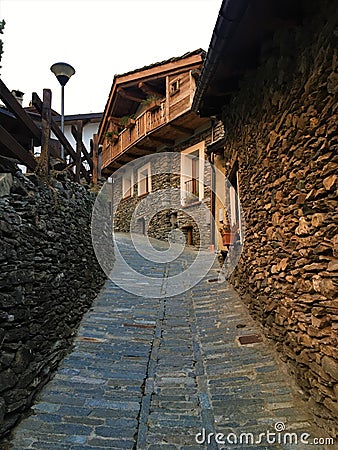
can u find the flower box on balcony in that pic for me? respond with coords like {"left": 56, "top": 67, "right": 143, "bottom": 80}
{"left": 106, "top": 131, "right": 119, "bottom": 143}
{"left": 119, "top": 116, "right": 136, "bottom": 129}
{"left": 147, "top": 99, "right": 161, "bottom": 111}
{"left": 142, "top": 97, "right": 162, "bottom": 112}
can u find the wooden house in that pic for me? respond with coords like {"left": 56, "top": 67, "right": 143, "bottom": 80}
{"left": 98, "top": 49, "right": 210, "bottom": 175}
{"left": 98, "top": 50, "right": 224, "bottom": 248}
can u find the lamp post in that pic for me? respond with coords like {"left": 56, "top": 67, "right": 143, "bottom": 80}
{"left": 50, "top": 62, "right": 75, "bottom": 159}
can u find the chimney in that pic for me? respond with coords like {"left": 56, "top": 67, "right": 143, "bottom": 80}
{"left": 11, "top": 89, "right": 24, "bottom": 105}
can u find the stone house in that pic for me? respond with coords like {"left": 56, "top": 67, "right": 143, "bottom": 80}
{"left": 193, "top": 0, "right": 338, "bottom": 437}
{"left": 98, "top": 49, "right": 224, "bottom": 249}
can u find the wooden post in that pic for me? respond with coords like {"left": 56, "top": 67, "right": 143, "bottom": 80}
{"left": 92, "top": 133, "right": 99, "bottom": 185}
{"left": 75, "top": 120, "right": 83, "bottom": 183}
{"left": 71, "top": 124, "right": 93, "bottom": 172}
{"left": 143, "top": 112, "right": 147, "bottom": 135}
{"left": 32, "top": 92, "right": 90, "bottom": 183}
{"left": 98, "top": 146, "right": 102, "bottom": 179}
{"left": 165, "top": 75, "right": 170, "bottom": 123}
{"left": 39, "top": 89, "right": 52, "bottom": 175}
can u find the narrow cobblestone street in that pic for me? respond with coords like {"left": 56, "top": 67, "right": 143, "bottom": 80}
{"left": 9, "top": 235, "right": 326, "bottom": 450}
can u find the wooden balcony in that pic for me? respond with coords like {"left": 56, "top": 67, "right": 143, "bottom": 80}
{"left": 102, "top": 99, "right": 166, "bottom": 170}
{"left": 100, "top": 50, "right": 210, "bottom": 175}
{"left": 101, "top": 99, "right": 208, "bottom": 174}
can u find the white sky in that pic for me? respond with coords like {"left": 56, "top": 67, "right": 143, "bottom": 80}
{"left": 0, "top": 0, "right": 221, "bottom": 115}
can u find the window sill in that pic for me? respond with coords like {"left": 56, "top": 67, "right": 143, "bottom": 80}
{"left": 170, "top": 89, "right": 180, "bottom": 97}
{"left": 181, "top": 200, "right": 202, "bottom": 209}
{"left": 138, "top": 191, "right": 150, "bottom": 198}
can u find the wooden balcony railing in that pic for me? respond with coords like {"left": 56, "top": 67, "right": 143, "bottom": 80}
{"left": 102, "top": 99, "right": 167, "bottom": 168}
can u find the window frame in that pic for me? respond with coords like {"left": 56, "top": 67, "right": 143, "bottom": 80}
{"left": 181, "top": 142, "right": 205, "bottom": 205}
{"left": 122, "top": 169, "right": 134, "bottom": 199}
{"left": 137, "top": 162, "right": 152, "bottom": 197}
{"left": 228, "top": 162, "right": 243, "bottom": 244}
{"left": 170, "top": 78, "right": 181, "bottom": 96}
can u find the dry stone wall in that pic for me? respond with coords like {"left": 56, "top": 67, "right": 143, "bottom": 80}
{"left": 220, "top": 2, "right": 338, "bottom": 436}
{"left": 0, "top": 165, "right": 105, "bottom": 438}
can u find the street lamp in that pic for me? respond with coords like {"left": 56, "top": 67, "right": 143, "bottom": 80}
{"left": 50, "top": 62, "right": 75, "bottom": 159}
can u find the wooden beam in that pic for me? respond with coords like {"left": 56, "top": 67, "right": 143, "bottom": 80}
{"left": 117, "top": 154, "right": 135, "bottom": 163}
{"left": 127, "top": 152, "right": 150, "bottom": 159}
{"left": 117, "top": 88, "right": 144, "bottom": 103}
{"left": 117, "top": 54, "right": 203, "bottom": 85}
{"left": 32, "top": 92, "right": 90, "bottom": 183}
{"left": 91, "top": 134, "right": 99, "bottom": 185}
{"left": 0, "top": 124, "right": 37, "bottom": 170}
{"left": 134, "top": 144, "right": 154, "bottom": 153}
{"left": 168, "top": 123, "right": 194, "bottom": 135}
{"left": 147, "top": 135, "right": 174, "bottom": 145}
{"left": 102, "top": 168, "right": 115, "bottom": 176}
{"left": 62, "top": 118, "right": 89, "bottom": 127}
{"left": 108, "top": 116, "right": 122, "bottom": 126}
{"left": 138, "top": 81, "right": 162, "bottom": 97}
{"left": 71, "top": 124, "right": 93, "bottom": 171}
{"left": 0, "top": 78, "right": 41, "bottom": 146}
{"left": 73, "top": 120, "right": 82, "bottom": 182}
{"left": 39, "top": 89, "right": 52, "bottom": 176}
{"left": 107, "top": 160, "right": 123, "bottom": 169}
{"left": 81, "top": 143, "right": 93, "bottom": 171}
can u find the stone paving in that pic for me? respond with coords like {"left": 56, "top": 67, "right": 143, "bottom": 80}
{"left": 7, "top": 234, "right": 330, "bottom": 450}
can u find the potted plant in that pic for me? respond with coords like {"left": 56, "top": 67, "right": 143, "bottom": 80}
{"left": 219, "top": 220, "right": 234, "bottom": 246}
{"left": 119, "top": 115, "right": 136, "bottom": 129}
{"left": 105, "top": 130, "right": 119, "bottom": 142}
{"left": 141, "top": 96, "right": 162, "bottom": 111}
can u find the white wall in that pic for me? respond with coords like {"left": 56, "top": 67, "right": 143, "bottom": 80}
{"left": 63, "top": 122, "right": 99, "bottom": 153}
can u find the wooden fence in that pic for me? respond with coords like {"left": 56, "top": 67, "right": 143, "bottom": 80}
{"left": 0, "top": 78, "right": 100, "bottom": 184}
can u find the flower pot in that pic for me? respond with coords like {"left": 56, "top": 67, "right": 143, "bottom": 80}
{"left": 125, "top": 118, "right": 136, "bottom": 128}
{"left": 147, "top": 100, "right": 161, "bottom": 111}
{"left": 222, "top": 231, "right": 234, "bottom": 245}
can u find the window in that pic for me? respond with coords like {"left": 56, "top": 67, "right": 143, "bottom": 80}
{"left": 227, "top": 161, "right": 243, "bottom": 244}
{"left": 122, "top": 170, "right": 133, "bottom": 198}
{"left": 170, "top": 78, "right": 180, "bottom": 95}
{"left": 137, "top": 163, "right": 151, "bottom": 196}
{"left": 181, "top": 142, "right": 205, "bottom": 205}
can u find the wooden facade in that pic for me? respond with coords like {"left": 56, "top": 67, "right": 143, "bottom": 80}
{"left": 98, "top": 50, "right": 209, "bottom": 175}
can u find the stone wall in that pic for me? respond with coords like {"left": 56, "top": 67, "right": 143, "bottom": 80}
{"left": 0, "top": 166, "right": 105, "bottom": 438}
{"left": 219, "top": 1, "right": 337, "bottom": 436}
